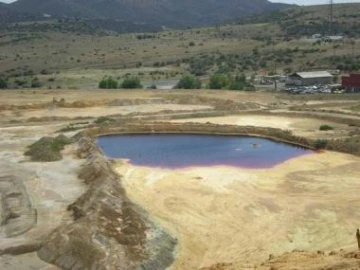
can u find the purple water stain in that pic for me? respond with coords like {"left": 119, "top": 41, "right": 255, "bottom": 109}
{"left": 96, "top": 134, "right": 314, "bottom": 169}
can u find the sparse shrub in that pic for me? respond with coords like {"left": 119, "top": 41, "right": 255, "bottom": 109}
{"left": 31, "top": 77, "right": 42, "bottom": 88}
{"left": 94, "top": 116, "right": 115, "bottom": 124}
{"left": 15, "top": 79, "right": 28, "bottom": 86}
{"left": 0, "top": 78, "right": 7, "bottom": 89}
{"left": 175, "top": 75, "right": 201, "bottom": 89}
{"left": 313, "top": 139, "right": 328, "bottom": 149}
{"left": 319, "top": 125, "right": 334, "bottom": 131}
{"left": 120, "top": 77, "right": 142, "bottom": 89}
{"left": 40, "top": 69, "right": 51, "bottom": 75}
{"left": 98, "top": 77, "right": 118, "bottom": 89}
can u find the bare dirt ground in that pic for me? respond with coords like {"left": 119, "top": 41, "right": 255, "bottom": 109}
{"left": 0, "top": 125, "right": 84, "bottom": 270}
{"left": 0, "top": 89, "right": 359, "bottom": 269}
{"left": 0, "top": 89, "right": 286, "bottom": 106}
{"left": 0, "top": 104, "right": 212, "bottom": 122}
{"left": 173, "top": 115, "right": 354, "bottom": 139}
{"left": 114, "top": 151, "right": 360, "bottom": 270}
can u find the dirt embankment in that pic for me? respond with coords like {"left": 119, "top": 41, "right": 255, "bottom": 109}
{"left": 37, "top": 135, "right": 176, "bottom": 270}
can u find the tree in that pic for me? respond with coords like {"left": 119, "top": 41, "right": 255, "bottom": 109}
{"left": 175, "top": 75, "right": 201, "bottom": 89}
{"left": 99, "top": 77, "right": 118, "bottom": 89}
{"left": 120, "top": 77, "right": 142, "bottom": 89}
{"left": 31, "top": 77, "right": 42, "bottom": 88}
{"left": 208, "top": 74, "right": 229, "bottom": 89}
{"left": 0, "top": 78, "right": 7, "bottom": 89}
{"left": 228, "top": 74, "right": 246, "bottom": 90}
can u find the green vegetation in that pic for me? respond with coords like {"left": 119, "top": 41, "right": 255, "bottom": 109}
{"left": 175, "top": 75, "right": 202, "bottom": 89}
{"left": 0, "top": 78, "right": 8, "bottom": 89}
{"left": 94, "top": 116, "right": 115, "bottom": 124}
{"left": 30, "top": 77, "right": 42, "bottom": 88}
{"left": 237, "top": 4, "right": 360, "bottom": 38}
{"left": 208, "top": 73, "right": 252, "bottom": 91}
{"left": 0, "top": 3, "right": 358, "bottom": 90}
{"left": 120, "top": 77, "right": 142, "bottom": 89}
{"left": 319, "top": 124, "right": 334, "bottom": 131}
{"left": 209, "top": 74, "right": 229, "bottom": 89}
{"left": 229, "top": 74, "right": 247, "bottom": 90}
{"left": 99, "top": 77, "right": 118, "bottom": 89}
{"left": 350, "top": 104, "right": 360, "bottom": 112}
{"left": 313, "top": 139, "right": 328, "bottom": 149}
{"left": 24, "top": 134, "right": 72, "bottom": 162}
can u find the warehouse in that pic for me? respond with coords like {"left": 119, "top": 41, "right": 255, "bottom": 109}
{"left": 286, "top": 71, "right": 333, "bottom": 86}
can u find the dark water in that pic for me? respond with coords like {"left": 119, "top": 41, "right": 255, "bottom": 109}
{"left": 97, "top": 134, "right": 313, "bottom": 169}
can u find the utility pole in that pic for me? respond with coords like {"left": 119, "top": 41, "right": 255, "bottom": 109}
{"left": 329, "top": 0, "right": 334, "bottom": 36}
{"left": 351, "top": 39, "right": 355, "bottom": 58}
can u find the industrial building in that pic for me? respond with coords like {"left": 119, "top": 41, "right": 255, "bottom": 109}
{"left": 342, "top": 73, "right": 360, "bottom": 92}
{"left": 286, "top": 71, "right": 333, "bottom": 86}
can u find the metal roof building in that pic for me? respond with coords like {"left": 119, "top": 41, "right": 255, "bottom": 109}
{"left": 287, "top": 71, "right": 333, "bottom": 86}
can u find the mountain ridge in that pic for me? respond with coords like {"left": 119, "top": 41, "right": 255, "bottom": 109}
{"left": 4, "top": 0, "right": 289, "bottom": 28}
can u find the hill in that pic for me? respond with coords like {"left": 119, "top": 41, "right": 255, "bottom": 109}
{"left": 0, "top": 3, "right": 358, "bottom": 89}
{"left": 235, "top": 3, "right": 360, "bottom": 37}
{"left": 0, "top": 3, "right": 19, "bottom": 23}
{"left": 6, "top": 0, "right": 288, "bottom": 29}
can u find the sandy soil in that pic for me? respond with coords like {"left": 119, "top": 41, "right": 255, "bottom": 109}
{"left": 0, "top": 104, "right": 212, "bottom": 121}
{"left": 114, "top": 151, "right": 360, "bottom": 269}
{"left": 173, "top": 115, "right": 353, "bottom": 139}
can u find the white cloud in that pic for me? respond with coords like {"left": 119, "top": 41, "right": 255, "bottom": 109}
{"left": 0, "top": 0, "right": 17, "bottom": 3}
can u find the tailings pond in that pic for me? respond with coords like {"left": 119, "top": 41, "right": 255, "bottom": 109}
{"left": 97, "top": 134, "right": 313, "bottom": 169}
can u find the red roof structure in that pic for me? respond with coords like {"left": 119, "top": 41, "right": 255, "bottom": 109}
{"left": 342, "top": 73, "right": 360, "bottom": 89}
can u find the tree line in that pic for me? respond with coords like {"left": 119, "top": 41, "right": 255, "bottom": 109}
{"left": 175, "top": 74, "right": 254, "bottom": 90}
{"left": 98, "top": 77, "right": 142, "bottom": 89}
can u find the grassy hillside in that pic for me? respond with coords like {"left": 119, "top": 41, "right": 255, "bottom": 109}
{"left": 0, "top": 3, "right": 358, "bottom": 90}
{"left": 236, "top": 3, "right": 360, "bottom": 37}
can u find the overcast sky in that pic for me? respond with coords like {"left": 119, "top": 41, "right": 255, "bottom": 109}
{"left": 1, "top": 0, "right": 360, "bottom": 4}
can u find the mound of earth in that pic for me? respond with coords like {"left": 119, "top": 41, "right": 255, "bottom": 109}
{"left": 24, "top": 134, "right": 72, "bottom": 162}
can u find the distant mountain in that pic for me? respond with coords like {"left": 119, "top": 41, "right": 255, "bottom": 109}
{"left": 6, "top": 0, "right": 289, "bottom": 29}
{"left": 0, "top": 2, "right": 22, "bottom": 23}
{"left": 0, "top": 2, "right": 42, "bottom": 23}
